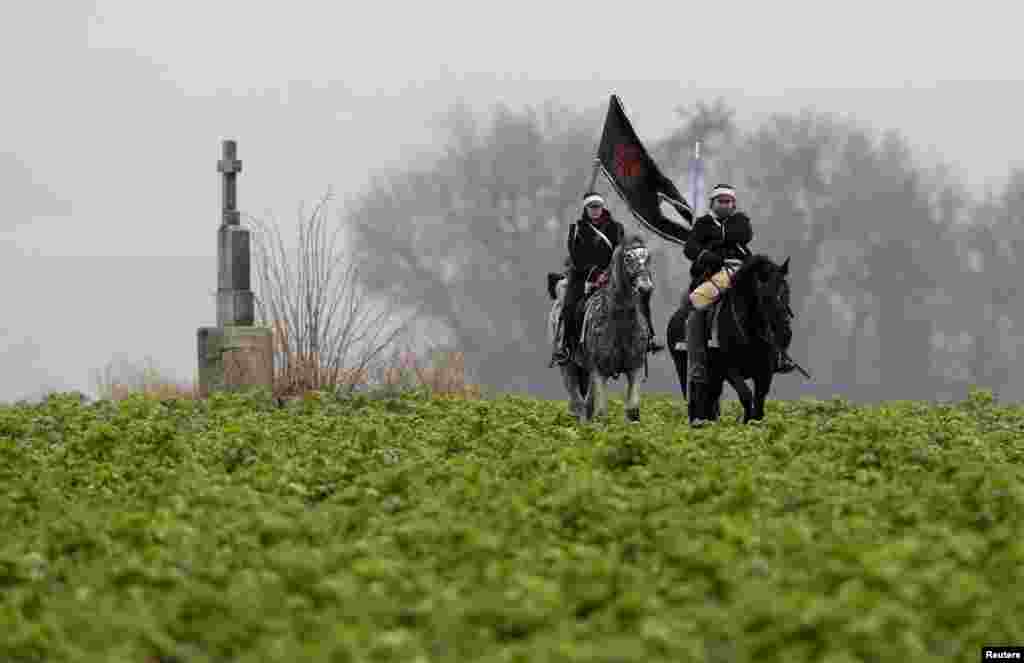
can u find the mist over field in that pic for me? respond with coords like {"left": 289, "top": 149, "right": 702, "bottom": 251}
{"left": 3, "top": 2, "right": 1023, "bottom": 404}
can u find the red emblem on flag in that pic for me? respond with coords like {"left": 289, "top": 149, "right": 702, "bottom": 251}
{"left": 614, "top": 143, "right": 643, "bottom": 180}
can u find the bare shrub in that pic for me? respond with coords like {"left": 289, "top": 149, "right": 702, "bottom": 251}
{"left": 247, "top": 190, "right": 412, "bottom": 399}
{"left": 368, "top": 342, "right": 484, "bottom": 400}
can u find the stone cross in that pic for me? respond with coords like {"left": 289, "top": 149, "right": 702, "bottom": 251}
{"left": 198, "top": 139, "right": 273, "bottom": 398}
{"left": 217, "top": 140, "right": 242, "bottom": 226}
{"left": 216, "top": 139, "right": 254, "bottom": 326}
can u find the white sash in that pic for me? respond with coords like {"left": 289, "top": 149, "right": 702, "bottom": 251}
{"left": 587, "top": 221, "right": 613, "bottom": 251}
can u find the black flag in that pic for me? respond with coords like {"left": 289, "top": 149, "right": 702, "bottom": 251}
{"left": 596, "top": 94, "right": 693, "bottom": 245}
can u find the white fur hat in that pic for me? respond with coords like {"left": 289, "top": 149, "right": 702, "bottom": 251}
{"left": 709, "top": 184, "right": 736, "bottom": 202}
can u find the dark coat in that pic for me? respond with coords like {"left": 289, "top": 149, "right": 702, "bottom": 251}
{"left": 683, "top": 211, "right": 753, "bottom": 285}
{"left": 567, "top": 210, "right": 625, "bottom": 281}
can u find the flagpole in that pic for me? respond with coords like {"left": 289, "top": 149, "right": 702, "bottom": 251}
{"left": 586, "top": 157, "right": 601, "bottom": 193}
{"left": 692, "top": 140, "right": 702, "bottom": 217}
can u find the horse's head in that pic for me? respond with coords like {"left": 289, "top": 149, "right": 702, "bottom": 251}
{"left": 612, "top": 235, "right": 654, "bottom": 297}
{"left": 750, "top": 256, "right": 794, "bottom": 347}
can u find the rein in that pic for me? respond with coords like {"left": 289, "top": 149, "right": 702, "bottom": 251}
{"left": 584, "top": 241, "right": 652, "bottom": 381}
{"left": 751, "top": 272, "right": 812, "bottom": 380}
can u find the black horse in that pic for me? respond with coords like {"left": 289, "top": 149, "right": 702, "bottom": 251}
{"left": 666, "top": 255, "right": 794, "bottom": 424}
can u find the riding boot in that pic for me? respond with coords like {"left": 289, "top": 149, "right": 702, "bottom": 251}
{"left": 551, "top": 309, "right": 571, "bottom": 366}
{"left": 551, "top": 340, "right": 569, "bottom": 366}
{"left": 686, "top": 307, "right": 709, "bottom": 384}
{"left": 563, "top": 306, "right": 582, "bottom": 363}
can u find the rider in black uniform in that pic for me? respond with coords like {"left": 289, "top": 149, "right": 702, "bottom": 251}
{"left": 683, "top": 184, "right": 796, "bottom": 381}
{"left": 552, "top": 192, "right": 662, "bottom": 364}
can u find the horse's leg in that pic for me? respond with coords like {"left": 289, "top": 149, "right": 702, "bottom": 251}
{"left": 578, "top": 366, "right": 591, "bottom": 420}
{"left": 587, "top": 371, "right": 602, "bottom": 422}
{"left": 670, "top": 349, "right": 687, "bottom": 400}
{"left": 592, "top": 373, "right": 610, "bottom": 422}
{"left": 666, "top": 308, "right": 687, "bottom": 400}
{"left": 753, "top": 364, "right": 773, "bottom": 421}
{"left": 572, "top": 366, "right": 586, "bottom": 421}
{"left": 708, "top": 366, "right": 724, "bottom": 422}
{"left": 624, "top": 370, "right": 641, "bottom": 423}
{"left": 583, "top": 370, "right": 597, "bottom": 423}
{"left": 577, "top": 371, "right": 589, "bottom": 421}
{"left": 560, "top": 365, "right": 577, "bottom": 418}
{"left": 724, "top": 366, "right": 755, "bottom": 423}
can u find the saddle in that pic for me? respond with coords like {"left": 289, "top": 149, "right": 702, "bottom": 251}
{"left": 583, "top": 267, "right": 609, "bottom": 296}
{"left": 677, "top": 257, "right": 753, "bottom": 351}
{"left": 549, "top": 267, "right": 606, "bottom": 359}
{"left": 557, "top": 268, "right": 611, "bottom": 359}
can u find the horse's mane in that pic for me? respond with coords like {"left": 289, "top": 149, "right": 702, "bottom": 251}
{"left": 608, "top": 235, "right": 646, "bottom": 293}
{"left": 732, "top": 253, "right": 778, "bottom": 291}
{"left": 723, "top": 253, "right": 791, "bottom": 342}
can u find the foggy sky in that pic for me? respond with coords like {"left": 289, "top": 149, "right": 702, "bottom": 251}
{"left": 2, "top": 0, "right": 1022, "bottom": 400}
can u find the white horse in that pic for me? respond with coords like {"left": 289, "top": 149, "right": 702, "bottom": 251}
{"left": 548, "top": 235, "right": 654, "bottom": 423}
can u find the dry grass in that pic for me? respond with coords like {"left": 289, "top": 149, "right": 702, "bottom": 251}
{"left": 91, "top": 356, "right": 197, "bottom": 402}
{"left": 370, "top": 348, "right": 483, "bottom": 400}
{"left": 107, "top": 381, "right": 197, "bottom": 402}
{"left": 90, "top": 347, "right": 483, "bottom": 403}
{"left": 265, "top": 318, "right": 372, "bottom": 400}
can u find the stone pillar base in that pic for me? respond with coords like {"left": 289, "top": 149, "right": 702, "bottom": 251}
{"left": 197, "top": 326, "right": 274, "bottom": 398}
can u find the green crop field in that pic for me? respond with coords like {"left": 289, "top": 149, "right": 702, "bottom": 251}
{"left": 1, "top": 388, "right": 1022, "bottom": 662}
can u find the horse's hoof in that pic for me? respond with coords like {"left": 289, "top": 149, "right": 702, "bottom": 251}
{"left": 625, "top": 407, "right": 640, "bottom": 423}
{"left": 690, "top": 418, "right": 709, "bottom": 428}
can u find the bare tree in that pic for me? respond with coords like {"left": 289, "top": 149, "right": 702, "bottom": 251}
{"left": 346, "top": 102, "right": 606, "bottom": 393}
{"left": 247, "top": 191, "right": 412, "bottom": 398}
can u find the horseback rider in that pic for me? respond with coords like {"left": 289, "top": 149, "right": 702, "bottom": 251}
{"left": 552, "top": 192, "right": 663, "bottom": 365}
{"left": 682, "top": 184, "right": 796, "bottom": 383}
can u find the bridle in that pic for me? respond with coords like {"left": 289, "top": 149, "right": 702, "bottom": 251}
{"left": 622, "top": 246, "right": 651, "bottom": 295}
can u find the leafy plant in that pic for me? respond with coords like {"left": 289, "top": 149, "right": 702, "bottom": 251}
{"left": 1, "top": 390, "right": 1021, "bottom": 661}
